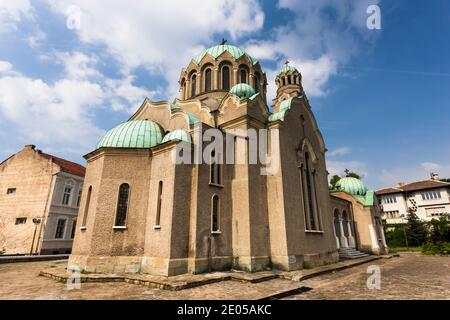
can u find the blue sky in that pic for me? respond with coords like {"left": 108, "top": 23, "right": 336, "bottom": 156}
{"left": 0, "top": 0, "right": 449, "bottom": 189}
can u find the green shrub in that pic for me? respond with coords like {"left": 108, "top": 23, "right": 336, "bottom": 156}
{"left": 422, "top": 242, "right": 450, "bottom": 255}
{"left": 302, "top": 261, "right": 313, "bottom": 269}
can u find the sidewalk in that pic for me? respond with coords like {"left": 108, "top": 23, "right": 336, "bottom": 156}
{"left": 40, "top": 255, "right": 385, "bottom": 291}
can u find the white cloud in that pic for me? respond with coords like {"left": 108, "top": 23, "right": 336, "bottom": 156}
{"left": 246, "top": 0, "right": 381, "bottom": 100}
{"left": 46, "top": 0, "right": 265, "bottom": 98}
{"left": 379, "top": 162, "right": 450, "bottom": 189}
{"left": 328, "top": 146, "right": 351, "bottom": 157}
{"left": 0, "top": 54, "right": 155, "bottom": 155}
{"left": 0, "top": 60, "right": 13, "bottom": 73}
{"left": 0, "top": 0, "right": 33, "bottom": 31}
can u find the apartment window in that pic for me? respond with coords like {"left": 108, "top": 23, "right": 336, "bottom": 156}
{"left": 15, "top": 217, "right": 27, "bottom": 225}
{"left": 7, "top": 188, "right": 16, "bottom": 194}
{"left": 211, "top": 195, "right": 220, "bottom": 233}
{"left": 70, "top": 219, "right": 77, "bottom": 239}
{"left": 383, "top": 195, "right": 397, "bottom": 204}
{"left": 55, "top": 219, "right": 66, "bottom": 239}
{"left": 76, "top": 189, "right": 82, "bottom": 207}
{"left": 62, "top": 184, "right": 73, "bottom": 206}
{"left": 421, "top": 190, "right": 441, "bottom": 201}
{"left": 115, "top": 183, "right": 130, "bottom": 227}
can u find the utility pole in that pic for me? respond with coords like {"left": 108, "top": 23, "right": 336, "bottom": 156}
{"left": 30, "top": 218, "right": 41, "bottom": 255}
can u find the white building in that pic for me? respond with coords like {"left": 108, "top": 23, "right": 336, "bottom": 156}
{"left": 376, "top": 175, "right": 450, "bottom": 224}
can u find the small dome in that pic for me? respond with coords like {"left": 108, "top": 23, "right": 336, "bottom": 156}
{"left": 97, "top": 120, "right": 163, "bottom": 149}
{"left": 230, "top": 83, "right": 255, "bottom": 100}
{"left": 193, "top": 44, "right": 257, "bottom": 65}
{"left": 335, "top": 177, "right": 368, "bottom": 196}
{"left": 278, "top": 65, "right": 298, "bottom": 75}
{"left": 162, "top": 129, "right": 192, "bottom": 144}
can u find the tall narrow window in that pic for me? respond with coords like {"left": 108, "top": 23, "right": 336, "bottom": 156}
{"left": 115, "top": 183, "right": 130, "bottom": 227}
{"left": 55, "top": 219, "right": 66, "bottom": 239}
{"left": 82, "top": 186, "right": 92, "bottom": 227}
{"left": 211, "top": 195, "right": 220, "bottom": 233}
{"left": 191, "top": 74, "right": 197, "bottom": 97}
{"left": 71, "top": 219, "right": 77, "bottom": 239}
{"left": 282, "top": 77, "right": 286, "bottom": 86}
{"left": 155, "top": 181, "right": 163, "bottom": 227}
{"left": 222, "top": 66, "right": 230, "bottom": 90}
{"left": 253, "top": 75, "right": 259, "bottom": 93}
{"left": 204, "top": 68, "right": 212, "bottom": 92}
{"left": 62, "top": 184, "right": 73, "bottom": 206}
{"left": 210, "top": 150, "right": 221, "bottom": 185}
{"left": 240, "top": 69, "right": 247, "bottom": 84}
{"left": 304, "top": 152, "right": 317, "bottom": 230}
{"left": 288, "top": 76, "right": 292, "bottom": 85}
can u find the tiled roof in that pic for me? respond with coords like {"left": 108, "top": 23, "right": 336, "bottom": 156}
{"left": 376, "top": 180, "right": 450, "bottom": 195}
{"left": 40, "top": 152, "right": 86, "bottom": 177}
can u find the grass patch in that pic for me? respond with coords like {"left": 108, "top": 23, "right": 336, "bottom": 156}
{"left": 388, "top": 246, "right": 422, "bottom": 253}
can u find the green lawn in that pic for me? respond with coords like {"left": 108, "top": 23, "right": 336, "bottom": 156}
{"left": 388, "top": 246, "right": 422, "bottom": 253}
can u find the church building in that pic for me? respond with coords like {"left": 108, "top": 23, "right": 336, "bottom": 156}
{"left": 69, "top": 44, "right": 383, "bottom": 276}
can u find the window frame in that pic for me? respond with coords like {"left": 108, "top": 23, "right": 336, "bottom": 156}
{"left": 113, "top": 183, "right": 130, "bottom": 229}
{"left": 55, "top": 218, "right": 67, "bottom": 239}
{"left": 211, "top": 194, "right": 220, "bottom": 234}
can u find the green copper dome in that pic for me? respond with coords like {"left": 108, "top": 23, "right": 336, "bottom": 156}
{"left": 162, "top": 129, "right": 192, "bottom": 144}
{"left": 97, "top": 120, "right": 163, "bottom": 149}
{"left": 230, "top": 83, "right": 256, "bottom": 100}
{"left": 278, "top": 65, "right": 298, "bottom": 75}
{"left": 335, "top": 177, "right": 368, "bottom": 196}
{"left": 193, "top": 45, "right": 257, "bottom": 65}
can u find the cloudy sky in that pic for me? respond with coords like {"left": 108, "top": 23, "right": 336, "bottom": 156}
{"left": 1, "top": 0, "right": 449, "bottom": 189}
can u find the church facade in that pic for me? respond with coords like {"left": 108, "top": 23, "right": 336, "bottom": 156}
{"left": 70, "top": 44, "right": 352, "bottom": 276}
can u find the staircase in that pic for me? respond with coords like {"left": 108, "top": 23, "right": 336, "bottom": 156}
{"left": 339, "top": 247, "right": 369, "bottom": 259}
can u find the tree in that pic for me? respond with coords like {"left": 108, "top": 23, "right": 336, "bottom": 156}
{"left": 440, "top": 178, "right": 450, "bottom": 183}
{"left": 346, "top": 171, "right": 361, "bottom": 179}
{"left": 405, "top": 210, "right": 427, "bottom": 247}
{"left": 427, "top": 217, "right": 450, "bottom": 243}
{"left": 329, "top": 175, "right": 341, "bottom": 189}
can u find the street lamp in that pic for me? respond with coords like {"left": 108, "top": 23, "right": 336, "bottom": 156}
{"left": 30, "top": 218, "right": 41, "bottom": 256}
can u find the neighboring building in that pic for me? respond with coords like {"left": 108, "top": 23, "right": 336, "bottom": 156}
{"left": 0, "top": 145, "right": 85, "bottom": 255}
{"left": 376, "top": 174, "right": 450, "bottom": 224}
{"left": 330, "top": 177, "right": 388, "bottom": 257}
{"left": 70, "top": 44, "right": 387, "bottom": 276}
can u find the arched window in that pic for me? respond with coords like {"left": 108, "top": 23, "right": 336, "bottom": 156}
{"left": 155, "top": 181, "right": 163, "bottom": 227}
{"left": 304, "top": 152, "right": 317, "bottom": 230}
{"left": 211, "top": 195, "right": 220, "bottom": 233}
{"left": 191, "top": 74, "right": 197, "bottom": 97}
{"left": 288, "top": 76, "right": 292, "bottom": 85}
{"left": 81, "top": 186, "right": 92, "bottom": 227}
{"left": 221, "top": 66, "right": 230, "bottom": 90}
{"left": 115, "top": 183, "right": 130, "bottom": 227}
{"left": 210, "top": 150, "right": 221, "bottom": 185}
{"left": 253, "top": 75, "right": 260, "bottom": 93}
{"left": 204, "top": 68, "right": 212, "bottom": 92}
{"left": 282, "top": 77, "right": 286, "bottom": 86}
{"left": 240, "top": 69, "right": 247, "bottom": 84}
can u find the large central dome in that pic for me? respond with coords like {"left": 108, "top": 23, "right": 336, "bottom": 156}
{"left": 192, "top": 44, "right": 257, "bottom": 65}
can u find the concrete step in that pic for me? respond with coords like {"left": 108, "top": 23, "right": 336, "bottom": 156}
{"left": 339, "top": 248, "right": 369, "bottom": 259}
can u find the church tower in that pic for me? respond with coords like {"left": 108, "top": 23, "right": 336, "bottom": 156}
{"left": 272, "top": 62, "right": 303, "bottom": 112}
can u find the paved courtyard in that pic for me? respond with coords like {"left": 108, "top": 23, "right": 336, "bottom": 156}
{"left": 0, "top": 252, "right": 448, "bottom": 300}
